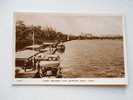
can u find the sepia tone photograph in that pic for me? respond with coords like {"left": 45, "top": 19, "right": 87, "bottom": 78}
{"left": 13, "top": 12, "right": 127, "bottom": 85}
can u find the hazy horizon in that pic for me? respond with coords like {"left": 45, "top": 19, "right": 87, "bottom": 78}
{"left": 15, "top": 13, "right": 123, "bottom": 36}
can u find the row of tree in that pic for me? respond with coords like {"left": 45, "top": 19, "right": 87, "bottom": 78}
{"left": 78, "top": 35, "right": 123, "bottom": 40}
{"left": 16, "top": 20, "right": 123, "bottom": 51}
{"left": 16, "top": 21, "right": 69, "bottom": 50}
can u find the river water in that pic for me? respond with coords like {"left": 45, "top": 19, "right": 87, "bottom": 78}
{"left": 57, "top": 40, "right": 125, "bottom": 78}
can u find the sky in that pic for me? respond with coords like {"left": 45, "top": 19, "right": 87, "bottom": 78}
{"left": 15, "top": 12, "right": 123, "bottom": 36}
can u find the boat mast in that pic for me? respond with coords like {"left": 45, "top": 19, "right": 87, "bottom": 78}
{"left": 67, "top": 34, "right": 69, "bottom": 41}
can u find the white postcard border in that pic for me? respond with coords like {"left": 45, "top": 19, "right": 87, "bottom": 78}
{"left": 12, "top": 11, "right": 128, "bottom": 85}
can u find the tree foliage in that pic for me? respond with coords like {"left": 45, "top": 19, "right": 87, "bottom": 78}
{"left": 16, "top": 20, "right": 67, "bottom": 51}
{"left": 16, "top": 20, "right": 123, "bottom": 51}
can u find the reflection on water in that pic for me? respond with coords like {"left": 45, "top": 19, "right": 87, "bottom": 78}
{"left": 58, "top": 40, "right": 124, "bottom": 78}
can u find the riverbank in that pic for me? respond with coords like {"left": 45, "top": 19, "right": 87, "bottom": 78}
{"left": 15, "top": 39, "right": 125, "bottom": 78}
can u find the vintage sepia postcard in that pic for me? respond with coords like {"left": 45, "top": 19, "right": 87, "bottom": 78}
{"left": 13, "top": 12, "right": 128, "bottom": 85}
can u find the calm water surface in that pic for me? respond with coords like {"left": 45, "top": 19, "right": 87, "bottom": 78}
{"left": 58, "top": 40, "right": 125, "bottom": 78}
